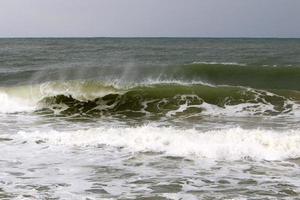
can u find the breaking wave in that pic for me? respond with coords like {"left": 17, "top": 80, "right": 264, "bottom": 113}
{"left": 15, "top": 126, "right": 300, "bottom": 161}
{"left": 0, "top": 80, "right": 299, "bottom": 119}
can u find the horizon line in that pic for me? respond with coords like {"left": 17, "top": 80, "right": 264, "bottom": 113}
{"left": 0, "top": 36, "right": 300, "bottom": 39}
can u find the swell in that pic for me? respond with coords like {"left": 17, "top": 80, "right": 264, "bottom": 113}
{"left": 1, "top": 63, "right": 300, "bottom": 91}
{"left": 168, "top": 64, "right": 300, "bottom": 90}
{"left": 1, "top": 80, "right": 299, "bottom": 118}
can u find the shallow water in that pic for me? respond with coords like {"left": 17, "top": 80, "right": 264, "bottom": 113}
{"left": 1, "top": 126, "right": 300, "bottom": 199}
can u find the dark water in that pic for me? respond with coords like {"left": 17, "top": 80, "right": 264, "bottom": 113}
{"left": 1, "top": 38, "right": 300, "bottom": 199}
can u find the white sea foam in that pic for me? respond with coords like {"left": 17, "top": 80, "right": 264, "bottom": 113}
{"left": 0, "top": 92, "right": 36, "bottom": 113}
{"left": 107, "top": 78, "right": 216, "bottom": 89}
{"left": 141, "top": 79, "right": 215, "bottom": 87}
{"left": 17, "top": 126, "right": 300, "bottom": 161}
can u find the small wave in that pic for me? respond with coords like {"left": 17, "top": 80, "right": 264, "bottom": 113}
{"left": 16, "top": 126, "right": 300, "bottom": 161}
{"left": 191, "top": 61, "right": 247, "bottom": 66}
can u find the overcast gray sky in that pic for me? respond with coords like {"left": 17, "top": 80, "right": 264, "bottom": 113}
{"left": 0, "top": 0, "right": 299, "bottom": 38}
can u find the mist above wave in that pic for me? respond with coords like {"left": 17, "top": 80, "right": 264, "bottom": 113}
{"left": 1, "top": 62, "right": 300, "bottom": 91}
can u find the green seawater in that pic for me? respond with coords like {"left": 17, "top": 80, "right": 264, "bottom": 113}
{"left": 0, "top": 38, "right": 300, "bottom": 199}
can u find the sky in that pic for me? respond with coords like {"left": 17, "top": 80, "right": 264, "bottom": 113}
{"left": 0, "top": 0, "right": 299, "bottom": 38}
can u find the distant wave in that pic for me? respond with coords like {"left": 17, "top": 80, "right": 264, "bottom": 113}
{"left": 191, "top": 61, "right": 247, "bottom": 66}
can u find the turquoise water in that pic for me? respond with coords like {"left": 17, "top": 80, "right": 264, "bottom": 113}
{"left": 0, "top": 38, "right": 300, "bottom": 199}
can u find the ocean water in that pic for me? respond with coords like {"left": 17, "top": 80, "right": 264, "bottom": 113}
{"left": 1, "top": 38, "right": 300, "bottom": 199}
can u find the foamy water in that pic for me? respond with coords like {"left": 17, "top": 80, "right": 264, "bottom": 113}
{"left": 0, "top": 92, "right": 36, "bottom": 113}
{"left": 15, "top": 126, "right": 300, "bottom": 161}
{"left": 1, "top": 125, "right": 300, "bottom": 199}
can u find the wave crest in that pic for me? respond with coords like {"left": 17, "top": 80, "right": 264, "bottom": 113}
{"left": 0, "top": 81, "right": 299, "bottom": 118}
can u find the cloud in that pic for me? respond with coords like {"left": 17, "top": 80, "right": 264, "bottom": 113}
{"left": 0, "top": 0, "right": 299, "bottom": 37}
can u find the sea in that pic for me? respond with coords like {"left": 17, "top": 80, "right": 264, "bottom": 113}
{"left": 0, "top": 38, "right": 300, "bottom": 199}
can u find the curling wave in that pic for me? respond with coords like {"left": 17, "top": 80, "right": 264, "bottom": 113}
{"left": 0, "top": 80, "right": 300, "bottom": 119}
